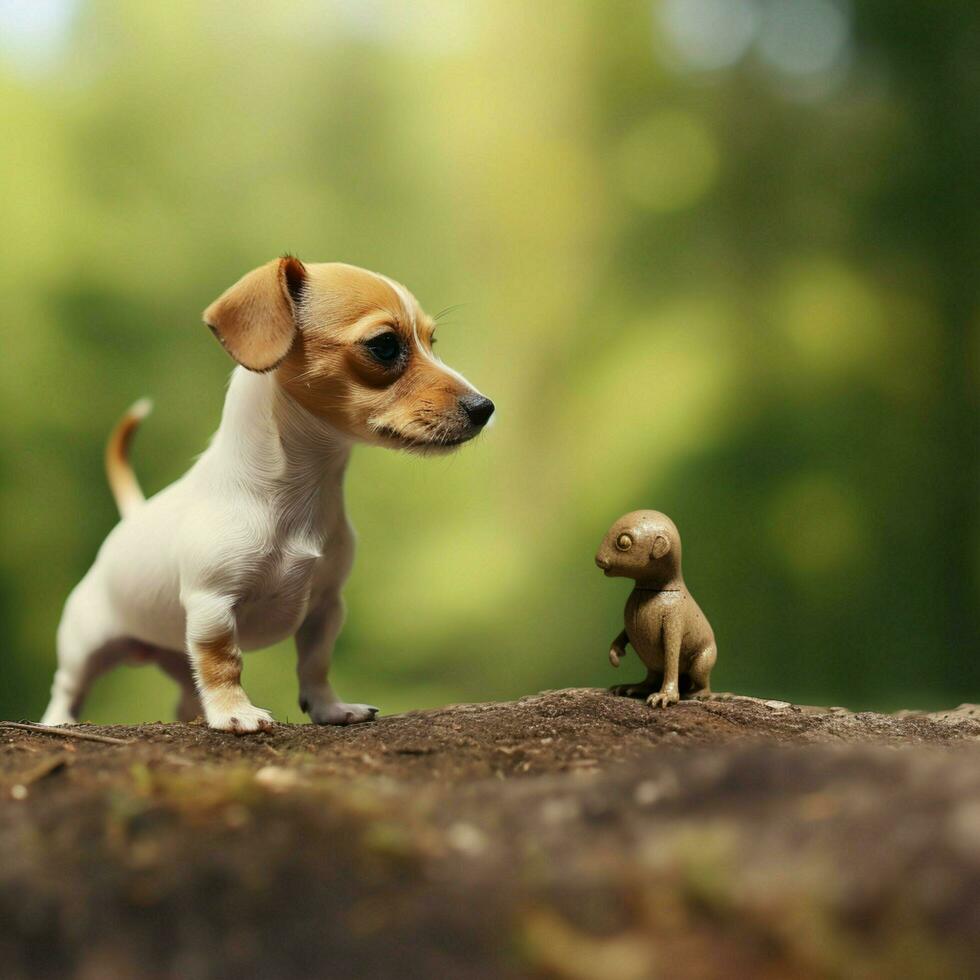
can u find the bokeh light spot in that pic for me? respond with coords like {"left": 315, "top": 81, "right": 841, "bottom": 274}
{"left": 657, "top": 0, "right": 760, "bottom": 72}
{"left": 757, "top": 0, "right": 851, "bottom": 78}
{"left": 0, "top": 0, "right": 78, "bottom": 75}
{"left": 617, "top": 111, "right": 720, "bottom": 212}
{"left": 768, "top": 473, "right": 863, "bottom": 579}
{"left": 773, "top": 256, "right": 884, "bottom": 376}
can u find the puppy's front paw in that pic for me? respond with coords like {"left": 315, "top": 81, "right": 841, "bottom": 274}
{"left": 207, "top": 703, "right": 275, "bottom": 734}
{"left": 646, "top": 688, "right": 680, "bottom": 709}
{"left": 306, "top": 700, "right": 379, "bottom": 726}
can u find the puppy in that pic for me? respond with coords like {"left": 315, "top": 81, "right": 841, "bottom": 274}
{"left": 41, "top": 257, "right": 494, "bottom": 733}
{"left": 595, "top": 510, "right": 716, "bottom": 708}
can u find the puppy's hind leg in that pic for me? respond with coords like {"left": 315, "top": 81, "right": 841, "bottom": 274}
{"left": 176, "top": 682, "right": 204, "bottom": 723}
{"left": 143, "top": 646, "right": 202, "bottom": 722}
{"left": 296, "top": 597, "right": 378, "bottom": 725}
{"left": 41, "top": 585, "right": 123, "bottom": 725}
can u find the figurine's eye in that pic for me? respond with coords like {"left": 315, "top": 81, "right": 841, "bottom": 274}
{"left": 616, "top": 533, "right": 633, "bottom": 551}
{"left": 364, "top": 331, "right": 403, "bottom": 365}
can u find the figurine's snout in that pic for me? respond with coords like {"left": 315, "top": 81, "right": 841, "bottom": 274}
{"left": 595, "top": 554, "right": 610, "bottom": 571}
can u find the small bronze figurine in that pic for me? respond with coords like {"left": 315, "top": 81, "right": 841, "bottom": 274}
{"left": 595, "top": 510, "right": 716, "bottom": 708}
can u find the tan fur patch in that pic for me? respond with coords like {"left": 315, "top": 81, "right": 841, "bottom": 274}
{"left": 195, "top": 635, "right": 242, "bottom": 690}
{"left": 301, "top": 263, "right": 410, "bottom": 331}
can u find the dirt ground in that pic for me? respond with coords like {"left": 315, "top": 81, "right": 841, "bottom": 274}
{"left": 1, "top": 689, "right": 979, "bottom": 979}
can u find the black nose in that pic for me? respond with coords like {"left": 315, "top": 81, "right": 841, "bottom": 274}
{"left": 460, "top": 394, "right": 495, "bottom": 427}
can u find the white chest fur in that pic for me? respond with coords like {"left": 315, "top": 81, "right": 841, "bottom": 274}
{"left": 204, "top": 370, "right": 355, "bottom": 651}
{"left": 233, "top": 507, "right": 353, "bottom": 651}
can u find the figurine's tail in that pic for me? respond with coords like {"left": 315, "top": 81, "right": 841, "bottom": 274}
{"left": 105, "top": 398, "right": 152, "bottom": 519}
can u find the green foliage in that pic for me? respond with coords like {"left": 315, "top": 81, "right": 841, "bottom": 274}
{"left": 0, "top": 0, "right": 976, "bottom": 722}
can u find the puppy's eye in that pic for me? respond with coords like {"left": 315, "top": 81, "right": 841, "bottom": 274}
{"left": 364, "top": 332, "right": 402, "bottom": 365}
{"left": 616, "top": 533, "right": 633, "bottom": 552}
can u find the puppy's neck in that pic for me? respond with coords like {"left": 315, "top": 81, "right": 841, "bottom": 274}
{"left": 211, "top": 368, "right": 351, "bottom": 499}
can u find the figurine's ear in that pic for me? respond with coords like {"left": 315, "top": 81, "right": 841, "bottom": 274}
{"left": 202, "top": 256, "right": 307, "bottom": 372}
{"left": 651, "top": 534, "right": 671, "bottom": 560}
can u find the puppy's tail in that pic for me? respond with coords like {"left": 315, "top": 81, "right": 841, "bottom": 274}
{"left": 105, "top": 398, "right": 152, "bottom": 519}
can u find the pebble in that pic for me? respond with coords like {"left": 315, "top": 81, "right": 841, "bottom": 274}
{"left": 540, "top": 798, "right": 580, "bottom": 825}
{"left": 634, "top": 772, "right": 679, "bottom": 806}
{"left": 254, "top": 766, "right": 303, "bottom": 792}
{"left": 446, "top": 822, "right": 488, "bottom": 856}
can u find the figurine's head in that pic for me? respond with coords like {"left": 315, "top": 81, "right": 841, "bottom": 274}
{"left": 204, "top": 257, "right": 494, "bottom": 453}
{"left": 595, "top": 510, "right": 682, "bottom": 587}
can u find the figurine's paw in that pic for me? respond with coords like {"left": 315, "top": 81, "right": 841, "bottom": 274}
{"left": 207, "top": 703, "right": 275, "bottom": 734}
{"left": 610, "top": 682, "right": 654, "bottom": 699}
{"left": 609, "top": 648, "right": 623, "bottom": 667}
{"left": 646, "top": 689, "right": 680, "bottom": 709}
{"left": 306, "top": 700, "right": 379, "bottom": 726}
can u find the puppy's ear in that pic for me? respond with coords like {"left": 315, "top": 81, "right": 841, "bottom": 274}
{"left": 651, "top": 534, "right": 671, "bottom": 560}
{"left": 202, "top": 256, "right": 307, "bottom": 372}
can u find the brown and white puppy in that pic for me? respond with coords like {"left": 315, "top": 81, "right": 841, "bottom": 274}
{"left": 596, "top": 510, "right": 716, "bottom": 708}
{"left": 42, "top": 257, "right": 494, "bottom": 732}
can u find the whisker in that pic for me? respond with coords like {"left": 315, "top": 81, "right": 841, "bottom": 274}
{"left": 433, "top": 303, "right": 469, "bottom": 324}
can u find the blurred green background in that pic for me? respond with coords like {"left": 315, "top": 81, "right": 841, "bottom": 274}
{"left": 1, "top": 0, "right": 977, "bottom": 723}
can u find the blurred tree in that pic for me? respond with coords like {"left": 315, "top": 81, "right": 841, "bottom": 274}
{"left": 854, "top": 0, "right": 980, "bottom": 692}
